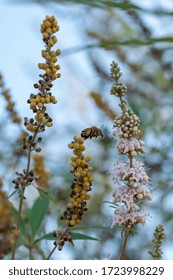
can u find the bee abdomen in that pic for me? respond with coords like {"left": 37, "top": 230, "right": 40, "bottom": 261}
{"left": 81, "top": 126, "right": 103, "bottom": 140}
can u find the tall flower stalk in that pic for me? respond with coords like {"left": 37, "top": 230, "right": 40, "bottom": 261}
{"left": 47, "top": 135, "right": 94, "bottom": 259}
{"left": 148, "top": 224, "right": 165, "bottom": 260}
{"left": 0, "top": 73, "right": 21, "bottom": 124}
{"left": 11, "top": 15, "right": 61, "bottom": 259}
{"left": 109, "top": 61, "right": 152, "bottom": 259}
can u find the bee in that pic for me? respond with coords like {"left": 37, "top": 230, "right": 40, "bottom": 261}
{"left": 81, "top": 126, "right": 103, "bottom": 140}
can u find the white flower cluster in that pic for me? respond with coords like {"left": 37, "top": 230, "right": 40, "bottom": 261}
{"left": 110, "top": 61, "right": 152, "bottom": 231}
{"left": 111, "top": 159, "right": 152, "bottom": 227}
{"left": 112, "top": 207, "right": 146, "bottom": 227}
{"left": 112, "top": 159, "right": 149, "bottom": 186}
{"left": 113, "top": 127, "right": 145, "bottom": 157}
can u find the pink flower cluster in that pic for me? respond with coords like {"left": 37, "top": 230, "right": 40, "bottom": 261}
{"left": 111, "top": 158, "right": 152, "bottom": 227}
{"left": 113, "top": 127, "right": 145, "bottom": 157}
{"left": 112, "top": 207, "right": 146, "bottom": 227}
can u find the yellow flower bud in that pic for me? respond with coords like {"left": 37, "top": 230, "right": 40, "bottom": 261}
{"left": 43, "top": 64, "right": 49, "bottom": 70}
{"left": 41, "top": 50, "right": 46, "bottom": 58}
{"left": 80, "top": 195, "right": 85, "bottom": 200}
{"left": 35, "top": 115, "right": 39, "bottom": 121}
{"left": 56, "top": 64, "right": 61, "bottom": 70}
{"left": 51, "top": 57, "right": 57, "bottom": 63}
{"left": 46, "top": 27, "right": 52, "bottom": 33}
{"left": 43, "top": 32, "right": 49, "bottom": 39}
{"left": 35, "top": 96, "right": 40, "bottom": 103}
{"left": 51, "top": 67, "right": 57, "bottom": 74}
{"left": 69, "top": 220, "right": 75, "bottom": 226}
{"left": 38, "top": 113, "right": 44, "bottom": 119}
{"left": 52, "top": 36, "right": 57, "bottom": 43}
{"left": 73, "top": 143, "right": 79, "bottom": 149}
{"left": 83, "top": 182, "right": 90, "bottom": 188}
{"left": 52, "top": 27, "right": 58, "bottom": 33}
{"left": 46, "top": 55, "right": 51, "bottom": 61}
{"left": 50, "top": 50, "right": 56, "bottom": 57}
{"left": 26, "top": 124, "right": 31, "bottom": 131}
{"left": 46, "top": 122, "right": 52, "bottom": 127}
{"left": 72, "top": 214, "right": 78, "bottom": 220}
{"left": 38, "top": 63, "right": 44, "bottom": 69}
{"left": 56, "top": 73, "right": 61, "bottom": 78}
{"left": 56, "top": 49, "right": 61, "bottom": 56}
{"left": 38, "top": 102, "right": 43, "bottom": 108}
{"left": 48, "top": 40, "right": 54, "bottom": 47}
{"left": 40, "top": 97, "right": 45, "bottom": 103}
{"left": 74, "top": 172, "right": 80, "bottom": 177}
{"left": 52, "top": 19, "right": 57, "bottom": 27}
{"left": 30, "top": 102, "right": 36, "bottom": 109}
{"left": 85, "top": 194, "right": 91, "bottom": 200}
{"left": 50, "top": 96, "right": 57, "bottom": 103}
{"left": 45, "top": 96, "right": 50, "bottom": 103}
{"left": 68, "top": 143, "right": 74, "bottom": 149}
{"left": 52, "top": 74, "right": 57, "bottom": 80}
{"left": 32, "top": 125, "right": 38, "bottom": 131}
{"left": 45, "top": 68, "right": 51, "bottom": 75}
{"left": 42, "top": 119, "right": 47, "bottom": 125}
{"left": 71, "top": 162, "right": 76, "bottom": 167}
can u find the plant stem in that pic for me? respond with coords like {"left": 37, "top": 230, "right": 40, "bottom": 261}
{"left": 119, "top": 230, "right": 129, "bottom": 260}
{"left": 119, "top": 156, "right": 132, "bottom": 260}
{"left": 129, "top": 156, "right": 133, "bottom": 168}
{"left": 46, "top": 227, "right": 70, "bottom": 260}
{"left": 11, "top": 127, "right": 40, "bottom": 260}
{"left": 11, "top": 191, "right": 24, "bottom": 259}
{"left": 47, "top": 246, "right": 57, "bottom": 260}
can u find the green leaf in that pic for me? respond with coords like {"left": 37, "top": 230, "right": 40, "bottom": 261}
{"left": 12, "top": 0, "right": 173, "bottom": 16}
{"left": 12, "top": 207, "right": 26, "bottom": 234}
{"left": 34, "top": 232, "right": 55, "bottom": 244}
{"left": 35, "top": 186, "right": 57, "bottom": 204}
{"left": 70, "top": 225, "right": 109, "bottom": 230}
{"left": 28, "top": 196, "right": 49, "bottom": 238}
{"left": 63, "top": 36, "right": 173, "bottom": 55}
{"left": 8, "top": 189, "right": 19, "bottom": 199}
{"left": 99, "top": 37, "right": 173, "bottom": 48}
{"left": 71, "top": 232, "right": 99, "bottom": 241}
{"left": 34, "top": 231, "right": 99, "bottom": 244}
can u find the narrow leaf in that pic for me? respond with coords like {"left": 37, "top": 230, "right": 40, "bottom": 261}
{"left": 63, "top": 36, "right": 173, "bottom": 55}
{"left": 12, "top": 207, "right": 26, "bottom": 234}
{"left": 34, "top": 232, "right": 55, "bottom": 244}
{"left": 35, "top": 231, "right": 98, "bottom": 243}
{"left": 71, "top": 232, "right": 99, "bottom": 241}
{"left": 71, "top": 225, "right": 109, "bottom": 231}
{"left": 29, "top": 196, "right": 49, "bottom": 237}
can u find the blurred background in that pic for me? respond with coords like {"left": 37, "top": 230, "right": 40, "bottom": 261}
{"left": 0, "top": 0, "right": 173, "bottom": 260}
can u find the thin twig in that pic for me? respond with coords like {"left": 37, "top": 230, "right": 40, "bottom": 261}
{"left": 46, "top": 246, "right": 57, "bottom": 260}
